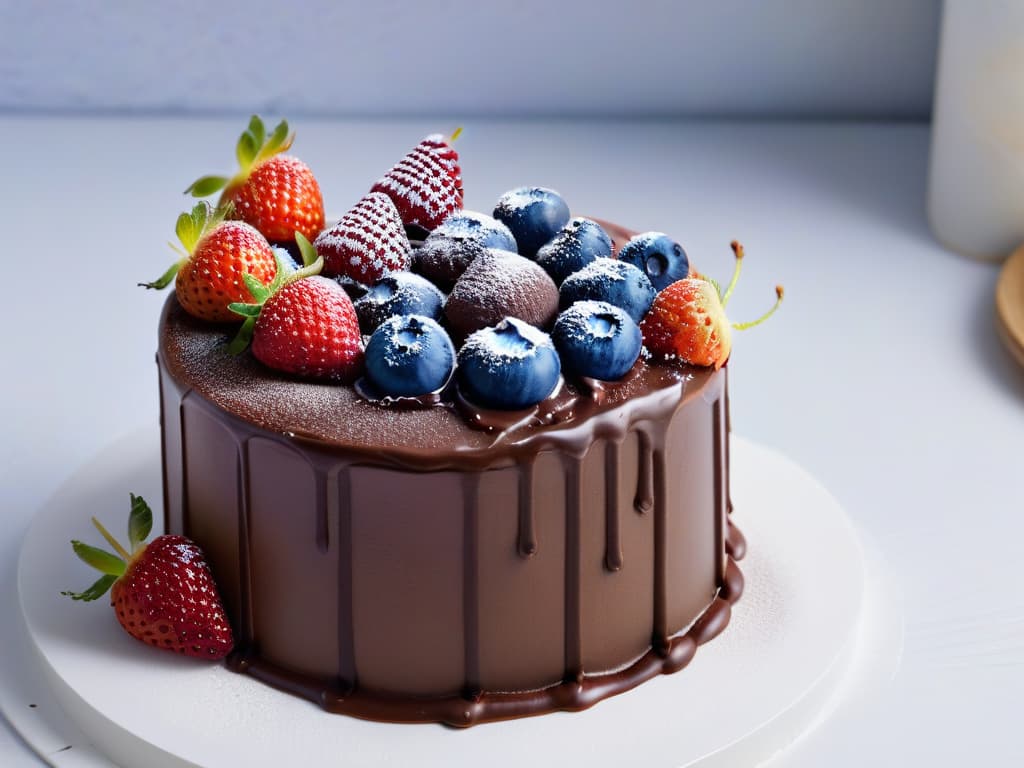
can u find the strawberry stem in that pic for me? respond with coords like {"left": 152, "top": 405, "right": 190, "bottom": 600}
{"left": 282, "top": 255, "right": 323, "bottom": 287}
{"left": 450, "top": 126, "right": 463, "bottom": 143}
{"left": 91, "top": 516, "right": 133, "bottom": 561}
{"left": 721, "top": 240, "right": 744, "bottom": 307}
{"left": 733, "top": 285, "right": 784, "bottom": 330}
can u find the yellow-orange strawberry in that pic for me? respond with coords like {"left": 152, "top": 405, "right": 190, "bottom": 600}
{"left": 641, "top": 241, "right": 783, "bottom": 369}
{"left": 186, "top": 115, "right": 325, "bottom": 244}
{"left": 141, "top": 202, "right": 277, "bottom": 323}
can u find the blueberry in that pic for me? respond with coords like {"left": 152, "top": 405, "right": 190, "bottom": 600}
{"left": 364, "top": 315, "right": 455, "bottom": 397}
{"left": 273, "top": 246, "right": 302, "bottom": 273}
{"left": 617, "top": 232, "right": 689, "bottom": 291}
{"left": 457, "top": 317, "right": 561, "bottom": 410}
{"left": 535, "top": 217, "right": 613, "bottom": 285}
{"left": 432, "top": 210, "right": 518, "bottom": 251}
{"left": 354, "top": 272, "right": 444, "bottom": 334}
{"left": 493, "top": 187, "right": 571, "bottom": 258}
{"left": 552, "top": 301, "right": 642, "bottom": 381}
{"left": 332, "top": 273, "right": 368, "bottom": 301}
{"left": 559, "top": 258, "right": 656, "bottom": 324}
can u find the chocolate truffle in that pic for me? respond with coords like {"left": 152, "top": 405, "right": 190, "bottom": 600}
{"left": 415, "top": 211, "right": 516, "bottom": 291}
{"left": 444, "top": 248, "right": 559, "bottom": 342}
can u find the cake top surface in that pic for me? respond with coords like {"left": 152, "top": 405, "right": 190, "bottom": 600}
{"left": 159, "top": 291, "right": 722, "bottom": 468}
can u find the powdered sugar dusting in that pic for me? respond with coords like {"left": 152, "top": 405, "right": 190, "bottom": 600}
{"left": 371, "top": 136, "right": 463, "bottom": 230}
{"left": 444, "top": 249, "right": 559, "bottom": 340}
{"left": 354, "top": 273, "right": 444, "bottom": 334}
{"left": 494, "top": 186, "right": 561, "bottom": 215}
{"left": 314, "top": 192, "right": 411, "bottom": 284}
{"left": 461, "top": 317, "right": 554, "bottom": 368}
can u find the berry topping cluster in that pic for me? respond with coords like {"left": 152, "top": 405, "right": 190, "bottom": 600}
{"left": 144, "top": 116, "right": 781, "bottom": 412}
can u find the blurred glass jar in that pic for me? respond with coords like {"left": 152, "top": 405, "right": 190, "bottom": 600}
{"left": 929, "top": 1, "right": 1024, "bottom": 262}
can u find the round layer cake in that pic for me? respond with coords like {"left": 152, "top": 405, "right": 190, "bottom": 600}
{"left": 155, "top": 221, "right": 745, "bottom": 726}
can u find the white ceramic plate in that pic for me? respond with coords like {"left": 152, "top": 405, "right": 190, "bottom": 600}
{"left": 9, "top": 431, "right": 879, "bottom": 767}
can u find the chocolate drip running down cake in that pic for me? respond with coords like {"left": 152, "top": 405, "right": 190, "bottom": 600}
{"left": 156, "top": 218, "right": 746, "bottom": 727}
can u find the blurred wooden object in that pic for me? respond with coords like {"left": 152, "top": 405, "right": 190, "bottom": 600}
{"left": 996, "top": 244, "right": 1024, "bottom": 366}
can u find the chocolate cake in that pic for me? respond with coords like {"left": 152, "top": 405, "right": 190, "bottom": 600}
{"left": 155, "top": 218, "right": 746, "bottom": 727}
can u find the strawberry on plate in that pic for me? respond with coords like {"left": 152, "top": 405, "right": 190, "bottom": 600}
{"left": 141, "top": 202, "right": 277, "bottom": 323}
{"left": 641, "top": 241, "right": 783, "bottom": 369}
{"left": 228, "top": 234, "right": 365, "bottom": 382}
{"left": 63, "top": 494, "right": 233, "bottom": 660}
{"left": 186, "top": 115, "right": 325, "bottom": 244}
{"left": 314, "top": 191, "right": 412, "bottom": 285}
{"left": 371, "top": 131, "right": 464, "bottom": 231}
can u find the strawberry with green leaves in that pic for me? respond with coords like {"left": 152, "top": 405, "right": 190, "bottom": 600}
{"left": 641, "top": 241, "right": 783, "bottom": 369}
{"left": 141, "top": 202, "right": 277, "bottom": 323}
{"left": 63, "top": 494, "right": 234, "bottom": 660}
{"left": 229, "top": 234, "right": 365, "bottom": 382}
{"left": 186, "top": 115, "right": 325, "bottom": 244}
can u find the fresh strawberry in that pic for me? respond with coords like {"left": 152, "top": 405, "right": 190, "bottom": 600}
{"left": 186, "top": 115, "right": 325, "bottom": 244}
{"left": 141, "top": 202, "right": 277, "bottom": 323}
{"left": 641, "top": 241, "right": 783, "bottom": 369}
{"left": 228, "top": 235, "right": 364, "bottom": 382}
{"left": 63, "top": 494, "right": 233, "bottom": 661}
{"left": 370, "top": 131, "right": 464, "bottom": 230}
{"left": 250, "top": 277, "right": 363, "bottom": 381}
{"left": 314, "top": 191, "right": 412, "bottom": 284}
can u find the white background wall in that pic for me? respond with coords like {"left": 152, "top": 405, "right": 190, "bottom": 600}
{"left": 0, "top": 0, "right": 940, "bottom": 118}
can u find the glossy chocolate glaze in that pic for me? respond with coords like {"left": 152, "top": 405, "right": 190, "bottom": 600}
{"left": 156, "top": 218, "right": 745, "bottom": 726}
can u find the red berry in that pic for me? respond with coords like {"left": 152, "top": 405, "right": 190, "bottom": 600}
{"left": 641, "top": 241, "right": 784, "bottom": 368}
{"left": 112, "top": 536, "right": 233, "bottom": 659}
{"left": 63, "top": 495, "right": 233, "bottom": 661}
{"left": 371, "top": 133, "right": 463, "bottom": 230}
{"left": 640, "top": 278, "right": 732, "bottom": 369}
{"left": 314, "top": 191, "right": 412, "bottom": 284}
{"left": 226, "top": 154, "right": 325, "bottom": 244}
{"left": 175, "top": 220, "right": 276, "bottom": 323}
{"left": 186, "top": 116, "right": 325, "bottom": 244}
{"left": 251, "top": 276, "right": 364, "bottom": 382}
{"left": 143, "top": 203, "right": 277, "bottom": 324}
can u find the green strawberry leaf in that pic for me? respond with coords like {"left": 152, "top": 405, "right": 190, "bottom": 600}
{"left": 295, "top": 232, "right": 317, "bottom": 267}
{"left": 267, "top": 119, "right": 289, "bottom": 151}
{"left": 276, "top": 232, "right": 325, "bottom": 288}
{"left": 258, "top": 119, "right": 292, "bottom": 162}
{"left": 243, "top": 273, "right": 271, "bottom": 304}
{"left": 61, "top": 574, "right": 118, "bottom": 602}
{"left": 237, "top": 130, "right": 258, "bottom": 169}
{"left": 175, "top": 209, "right": 199, "bottom": 250}
{"left": 173, "top": 202, "right": 212, "bottom": 253}
{"left": 228, "top": 302, "right": 262, "bottom": 318}
{"left": 139, "top": 258, "right": 184, "bottom": 290}
{"left": 70, "top": 541, "right": 125, "bottom": 576}
{"left": 184, "top": 175, "right": 229, "bottom": 198}
{"left": 247, "top": 115, "right": 265, "bottom": 150}
{"left": 127, "top": 493, "right": 152, "bottom": 552}
{"left": 228, "top": 315, "right": 257, "bottom": 356}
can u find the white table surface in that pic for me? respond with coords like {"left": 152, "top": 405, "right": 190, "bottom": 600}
{"left": 1, "top": 116, "right": 1021, "bottom": 766}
